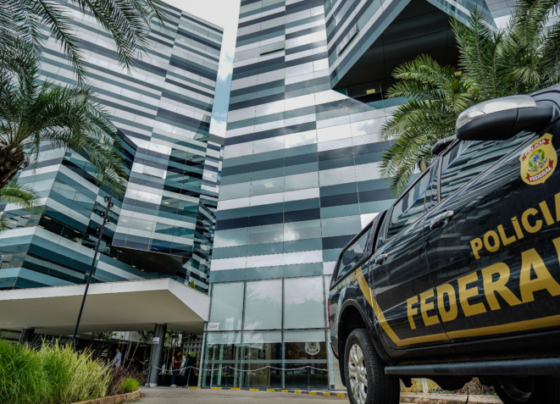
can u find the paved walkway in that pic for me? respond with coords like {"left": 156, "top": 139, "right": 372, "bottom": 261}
{"left": 138, "top": 388, "right": 503, "bottom": 404}
{"left": 139, "top": 388, "right": 344, "bottom": 403}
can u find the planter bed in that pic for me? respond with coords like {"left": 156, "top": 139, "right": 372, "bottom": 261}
{"left": 73, "top": 390, "right": 141, "bottom": 404}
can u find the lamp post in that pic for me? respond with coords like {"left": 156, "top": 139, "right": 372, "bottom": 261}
{"left": 71, "top": 196, "right": 114, "bottom": 346}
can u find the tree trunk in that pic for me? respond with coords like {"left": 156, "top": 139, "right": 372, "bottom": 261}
{"left": 0, "top": 147, "right": 29, "bottom": 192}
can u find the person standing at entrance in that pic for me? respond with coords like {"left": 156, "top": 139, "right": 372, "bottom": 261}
{"left": 98, "top": 348, "right": 109, "bottom": 365}
{"left": 112, "top": 348, "right": 122, "bottom": 367}
{"left": 171, "top": 351, "right": 182, "bottom": 387}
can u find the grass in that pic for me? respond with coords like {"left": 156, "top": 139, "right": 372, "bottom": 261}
{"left": 0, "top": 339, "right": 111, "bottom": 404}
{"left": 120, "top": 377, "right": 140, "bottom": 393}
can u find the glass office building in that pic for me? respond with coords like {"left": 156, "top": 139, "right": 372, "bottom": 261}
{"left": 203, "top": 0, "right": 517, "bottom": 390}
{"left": 0, "top": 1, "right": 224, "bottom": 293}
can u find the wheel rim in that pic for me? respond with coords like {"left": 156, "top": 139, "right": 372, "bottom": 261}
{"left": 499, "top": 377, "right": 534, "bottom": 402}
{"left": 348, "top": 344, "right": 368, "bottom": 404}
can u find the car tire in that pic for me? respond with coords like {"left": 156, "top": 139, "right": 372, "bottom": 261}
{"left": 344, "top": 328, "right": 399, "bottom": 404}
{"left": 493, "top": 376, "right": 560, "bottom": 404}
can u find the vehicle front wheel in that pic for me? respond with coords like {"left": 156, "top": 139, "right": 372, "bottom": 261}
{"left": 344, "top": 328, "right": 399, "bottom": 404}
{"left": 493, "top": 376, "right": 560, "bottom": 404}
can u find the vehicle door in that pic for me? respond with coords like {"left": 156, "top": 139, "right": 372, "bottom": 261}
{"left": 370, "top": 164, "right": 450, "bottom": 351}
{"left": 329, "top": 221, "right": 375, "bottom": 345}
{"left": 422, "top": 122, "right": 560, "bottom": 343}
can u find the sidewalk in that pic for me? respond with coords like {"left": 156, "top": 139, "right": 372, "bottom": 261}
{"left": 138, "top": 387, "right": 504, "bottom": 404}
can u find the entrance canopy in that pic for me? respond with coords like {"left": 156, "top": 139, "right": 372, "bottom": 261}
{"left": 0, "top": 278, "right": 209, "bottom": 336}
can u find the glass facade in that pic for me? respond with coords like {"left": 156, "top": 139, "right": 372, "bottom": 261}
{"left": 0, "top": 1, "right": 224, "bottom": 293}
{"left": 202, "top": 277, "right": 329, "bottom": 389}
{"left": 206, "top": 0, "right": 521, "bottom": 390}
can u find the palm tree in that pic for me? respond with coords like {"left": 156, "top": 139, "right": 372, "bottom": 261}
{"left": 0, "top": 0, "right": 167, "bottom": 83}
{"left": 0, "top": 180, "right": 39, "bottom": 231}
{"left": 0, "top": 39, "right": 127, "bottom": 198}
{"left": 379, "top": 55, "right": 481, "bottom": 194}
{"left": 381, "top": 0, "right": 560, "bottom": 195}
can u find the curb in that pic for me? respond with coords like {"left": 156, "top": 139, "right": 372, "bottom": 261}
{"left": 73, "top": 390, "right": 142, "bottom": 404}
{"left": 184, "top": 386, "right": 347, "bottom": 398}
{"left": 160, "top": 387, "right": 503, "bottom": 403}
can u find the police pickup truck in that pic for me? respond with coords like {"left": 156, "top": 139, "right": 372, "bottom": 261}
{"left": 329, "top": 85, "right": 560, "bottom": 404}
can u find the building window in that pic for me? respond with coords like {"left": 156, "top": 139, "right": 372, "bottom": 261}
{"left": 243, "top": 280, "right": 282, "bottom": 330}
{"left": 284, "top": 277, "right": 325, "bottom": 329}
{"left": 209, "top": 282, "right": 244, "bottom": 330}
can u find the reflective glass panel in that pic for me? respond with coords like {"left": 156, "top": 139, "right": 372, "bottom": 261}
{"left": 209, "top": 283, "right": 244, "bottom": 330}
{"left": 284, "top": 277, "right": 325, "bottom": 329}
{"left": 285, "top": 331, "right": 326, "bottom": 367}
{"left": 284, "top": 220, "right": 321, "bottom": 241}
{"left": 241, "top": 331, "right": 282, "bottom": 361}
{"left": 387, "top": 171, "right": 430, "bottom": 239}
{"left": 439, "top": 133, "right": 534, "bottom": 201}
{"left": 284, "top": 364, "right": 328, "bottom": 389}
{"left": 336, "top": 227, "right": 370, "bottom": 281}
{"left": 243, "top": 280, "right": 282, "bottom": 330}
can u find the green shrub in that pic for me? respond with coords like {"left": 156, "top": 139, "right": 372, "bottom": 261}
{"left": 119, "top": 377, "right": 140, "bottom": 393}
{"left": 38, "top": 341, "right": 110, "bottom": 403}
{"left": 0, "top": 339, "right": 47, "bottom": 404}
{"left": 0, "top": 339, "right": 110, "bottom": 404}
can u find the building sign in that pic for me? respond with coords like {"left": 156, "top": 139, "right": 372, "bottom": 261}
{"left": 305, "top": 342, "right": 320, "bottom": 356}
{"left": 207, "top": 322, "right": 220, "bottom": 331}
{"left": 152, "top": 337, "right": 160, "bottom": 344}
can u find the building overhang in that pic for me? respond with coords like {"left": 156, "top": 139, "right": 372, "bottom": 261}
{"left": 0, "top": 278, "right": 209, "bottom": 336}
{"left": 332, "top": 0, "right": 460, "bottom": 92}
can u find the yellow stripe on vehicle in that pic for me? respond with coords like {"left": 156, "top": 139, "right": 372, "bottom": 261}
{"left": 356, "top": 267, "right": 448, "bottom": 346}
{"left": 355, "top": 267, "right": 560, "bottom": 346}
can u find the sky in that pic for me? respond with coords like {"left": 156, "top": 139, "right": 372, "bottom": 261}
{"left": 164, "top": 0, "right": 241, "bottom": 137}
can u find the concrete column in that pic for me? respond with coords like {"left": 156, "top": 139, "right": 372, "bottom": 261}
{"left": 18, "top": 328, "right": 35, "bottom": 345}
{"left": 147, "top": 324, "right": 167, "bottom": 387}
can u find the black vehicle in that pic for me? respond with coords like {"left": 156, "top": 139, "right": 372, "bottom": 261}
{"left": 329, "top": 85, "right": 560, "bottom": 404}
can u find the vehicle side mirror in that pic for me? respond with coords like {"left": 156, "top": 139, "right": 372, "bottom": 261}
{"left": 456, "top": 95, "right": 556, "bottom": 141}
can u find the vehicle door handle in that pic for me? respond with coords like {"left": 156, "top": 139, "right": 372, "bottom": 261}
{"left": 430, "top": 210, "right": 455, "bottom": 230}
{"left": 375, "top": 253, "right": 388, "bottom": 265}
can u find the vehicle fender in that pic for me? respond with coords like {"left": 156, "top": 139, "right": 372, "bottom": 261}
{"left": 338, "top": 299, "right": 395, "bottom": 366}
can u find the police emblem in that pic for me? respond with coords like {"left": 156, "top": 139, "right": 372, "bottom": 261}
{"left": 305, "top": 342, "right": 320, "bottom": 356}
{"left": 520, "top": 133, "right": 556, "bottom": 185}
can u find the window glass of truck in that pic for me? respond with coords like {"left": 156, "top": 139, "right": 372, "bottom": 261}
{"left": 335, "top": 223, "right": 372, "bottom": 282}
{"left": 386, "top": 170, "right": 431, "bottom": 239}
{"left": 439, "top": 132, "right": 536, "bottom": 202}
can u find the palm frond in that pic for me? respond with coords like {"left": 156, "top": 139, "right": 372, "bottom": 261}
{"left": 0, "top": 180, "right": 40, "bottom": 232}
{"left": 380, "top": 1, "right": 560, "bottom": 196}
{"left": 0, "top": 0, "right": 168, "bottom": 81}
{"left": 36, "top": 0, "right": 87, "bottom": 84}
{"left": 76, "top": 0, "right": 169, "bottom": 71}
{"left": 451, "top": 10, "right": 510, "bottom": 99}
{"left": 539, "top": 22, "right": 560, "bottom": 86}
{"left": 0, "top": 40, "right": 128, "bottom": 196}
{"left": 0, "top": 180, "right": 38, "bottom": 210}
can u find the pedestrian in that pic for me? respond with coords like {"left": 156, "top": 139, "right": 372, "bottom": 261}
{"left": 112, "top": 348, "right": 122, "bottom": 367}
{"left": 98, "top": 347, "right": 109, "bottom": 365}
{"left": 171, "top": 350, "right": 183, "bottom": 387}
{"left": 185, "top": 352, "right": 196, "bottom": 386}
